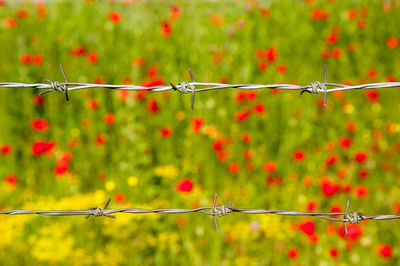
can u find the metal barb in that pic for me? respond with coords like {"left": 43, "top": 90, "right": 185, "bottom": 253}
{"left": 323, "top": 64, "right": 327, "bottom": 106}
{"left": 343, "top": 198, "right": 350, "bottom": 237}
{"left": 85, "top": 197, "right": 116, "bottom": 219}
{"left": 59, "top": 64, "right": 69, "bottom": 102}
{"left": 212, "top": 193, "right": 219, "bottom": 232}
{"left": 189, "top": 68, "right": 196, "bottom": 110}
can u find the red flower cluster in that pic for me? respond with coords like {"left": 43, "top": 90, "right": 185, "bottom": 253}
{"left": 19, "top": 54, "right": 43, "bottom": 65}
{"left": 4, "top": 174, "right": 18, "bottom": 187}
{"left": 54, "top": 151, "right": 72, "bottom": 175}
{"left": 70, "top": 46, "right": 86, "bottom": 57}
{"left": 191, "top": 117, "right": 204, "bottom": 133}
{"left": 311, "top": 8, "right": 330, "bottom": 20}
{"left": 30, "top": 118, "right": 49, "bottom": 132}
{"left": 32, "top": 140, "right": 55, "bottom": 156}
{"left": 321, "top": 178, "right": 340, "bottom": 197}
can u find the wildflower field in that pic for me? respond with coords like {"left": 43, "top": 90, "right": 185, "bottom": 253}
{"left": 1, "top": 0, "right": 400, "bottom": 264}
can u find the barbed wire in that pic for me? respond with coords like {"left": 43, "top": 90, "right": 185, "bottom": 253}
{"left": 1, "top": 194, "right": 399, "bottom": 235}
{"left": 1, "top": 65, "right": 400, "bottom": 108}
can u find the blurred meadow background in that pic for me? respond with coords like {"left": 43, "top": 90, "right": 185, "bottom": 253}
{"left": 1, "top": 0, "right": 400, "bottom": 265}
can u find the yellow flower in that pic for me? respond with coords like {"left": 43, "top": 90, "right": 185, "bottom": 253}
{"left": 105, "top": 181, "right": 116, "bottom": 191}
{"left": 154, "top": 165, "right": 179, "bottom": 179}
{"left": 127, "top": 176, "right": 138, "bottom": 186}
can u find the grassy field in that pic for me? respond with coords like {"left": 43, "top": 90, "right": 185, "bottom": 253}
{"left": 0, "top": 0, "right": 400, "bottom": 265}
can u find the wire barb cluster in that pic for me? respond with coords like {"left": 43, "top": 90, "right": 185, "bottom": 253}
{"left": 1, "top": 194, "right": 399, "bottom": 236}
{"left": 1, "top": 65, "right": 400, "bottom": 107}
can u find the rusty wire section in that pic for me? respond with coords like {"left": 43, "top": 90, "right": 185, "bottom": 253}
{"left": 1, "top": 65, "right": 400, "bottom": 108}
{"left": 1, "top": 194, "right": 399, "bottom": 235}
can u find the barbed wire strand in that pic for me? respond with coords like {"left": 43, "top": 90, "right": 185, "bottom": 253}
{"left": 1, "top": 65, "right": 400, "bottom": 107}
{"left": 1, "top": 194, "right": 399, "bottom": 236}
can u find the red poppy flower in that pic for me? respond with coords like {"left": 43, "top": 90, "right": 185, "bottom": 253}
{"left": 30, "top": 118, "right": 49, "bottom": 132}
{"left": 386, "top": 36, "right": 399, "bottom": 49}
{"left": 265, "top": 46, "right": 277, "bottom": 62}
{"left": 276, "top": 64, "right": 287, "bottom": 74}
{"left": 358, "top": 169, "right": 368, "bottom": 179}
{"left": 260, "top": 7, "right": 270, "bottom": 17}
{"left": 346, "top": 121, "right": 356, "bottom": 133}
{"left": 96, "top": 134, "right": 106, "bottom": 146}
{"left": 338, "top": 224, "right": 362, "bottom": 240}
{"left": 209, "top": 13, "right": 224, "bottom": 27}
{"left": 325, "top": 154, "right": 338, "bottom": 167}
{"left": 330, "top": 206, "right": 342, "bottom": 213}
{"left": 212, "top": 139, "right": 224, "bottom": 151}
{"left": 306, "top": 201, "right": 317, "bottom": 212}
{"left": 257, "top": 61, "right": 267, "bottom": 71}
{"left": 246, "top": 91, "right": 257, "bottom": 101}
{"left": 332, "top": 47, "right": 343, "bottom": 59}
{"left": 293, "top": 150, "right": 306, "bottom": 161}
{"left": 54, "top": 164, "right": 68, "bottom": 175}
{"left": 160, "top": 20, "right": 172, "bottom": 37}
{"left": 108, "top": 11, "right": 122, "bottom": 24}
{"left": 235, "top": 91, "right": 247, "bottom": 103}
{"left": 339, "top": 137, "right": 352, "bottom": 148}
{"left": 235, "top": 108, "right": 251, "bottom": 122}
{"left": 299, "top": 220, "right": 315, "bottom": 236}
{"left": 20, "top": 54, "right": 31, "bottom": 65}
{"left": 311, "top": 8, "right": 330, "bottom": 20}
{"left": 347, "top": 9, "right": 357, "bottom": 20}
{"left": 243, "top": 150, "right": 252, "bottom": 160}
{"left": 1, "top": 144, "right": 12, "bottom": 155}
{"left": 241, "top": 132, "right": 251, "bottom": 143}
{"left": 132, "top": 57, "right": 145, "bottom": 67}
{"left": 70, "top": 46, "right": 86, "bottom": 57}
{"left": 377, "top": 244, "right": 392, "bottom": 258}
{"left": 263, "top": 161, "right": 276, "bottom": 173}
{"left": 354, "top": 184, "right": 368, "bottom": 198}
{"left": 87, "top": 99, "right": 99, "bottom": 110}
{"left": 367, "top": 69, "right": 378, "bottom": 79}
{"left": 169, "top": 6, "right": 181, "bottom": 20}
{"left": 191, "top": 117, "right": 204, "bottom": 133}
{"left": 32, "top": 140, "right": 55, "bottom": 156}
{"left": 325, "top": 33, "right": 339, "bottom": 46}
{"left": 320, "top": 49, "right": 331, "bottom": 60}
{"left": 33, "top": 95, "right": 44, "bottom": 106}
{"left": 228, "top": 162, "right": 240, "bottom": 173}
{"left": 254, "top": 103, "right": 265, "bottom": 113}
{"left": 288, "top": 248, "right": 298, "bottom": 259}
{"left": 3, "top": 17, "right": 17, "bottom": 28}
{"left": 94, "top": 77, "right": 105, "bottom": 84}
{"left": 176, "top": 178, "right": 193, "bottom": 193}
{"left": 87, "top": 52, "right": 98, "bottom": 64}
{"left": 329, "top": 248, "right": 339, "bottom": 258}
{"left": 159, "top": 127, "right": 172, "bottom": 138}
{"left": 354, "top": 151, "right": 367, "bottom": 163}
{"left": 104, "top": 113, "right": 115, "bottom": 125}
{"left": 217, "top": 150, "right": 228, "bottom": 162}
{"left": 321, "top": 179, "right": 340, "bottom": 197}
{"left": 114, "top": 192, "right": 126, "bottom": 203}
{"left": 365, "top": 90, "right": 379, "bottom": 102}
{"left": 4, "top": 174, "right": 18, "bottom": 187}
{"left": 31, "top": 54, "right": 43, "bottom": 65}
{"left": 147, "top": 99, "right": 159, "bottom": 113}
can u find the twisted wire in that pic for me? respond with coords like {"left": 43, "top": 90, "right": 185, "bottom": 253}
{"left": 1, "top": 194, "right": 398, "bottom": 235}
{"left": 1, "top": 65, "right": 400, "bottom": 107}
